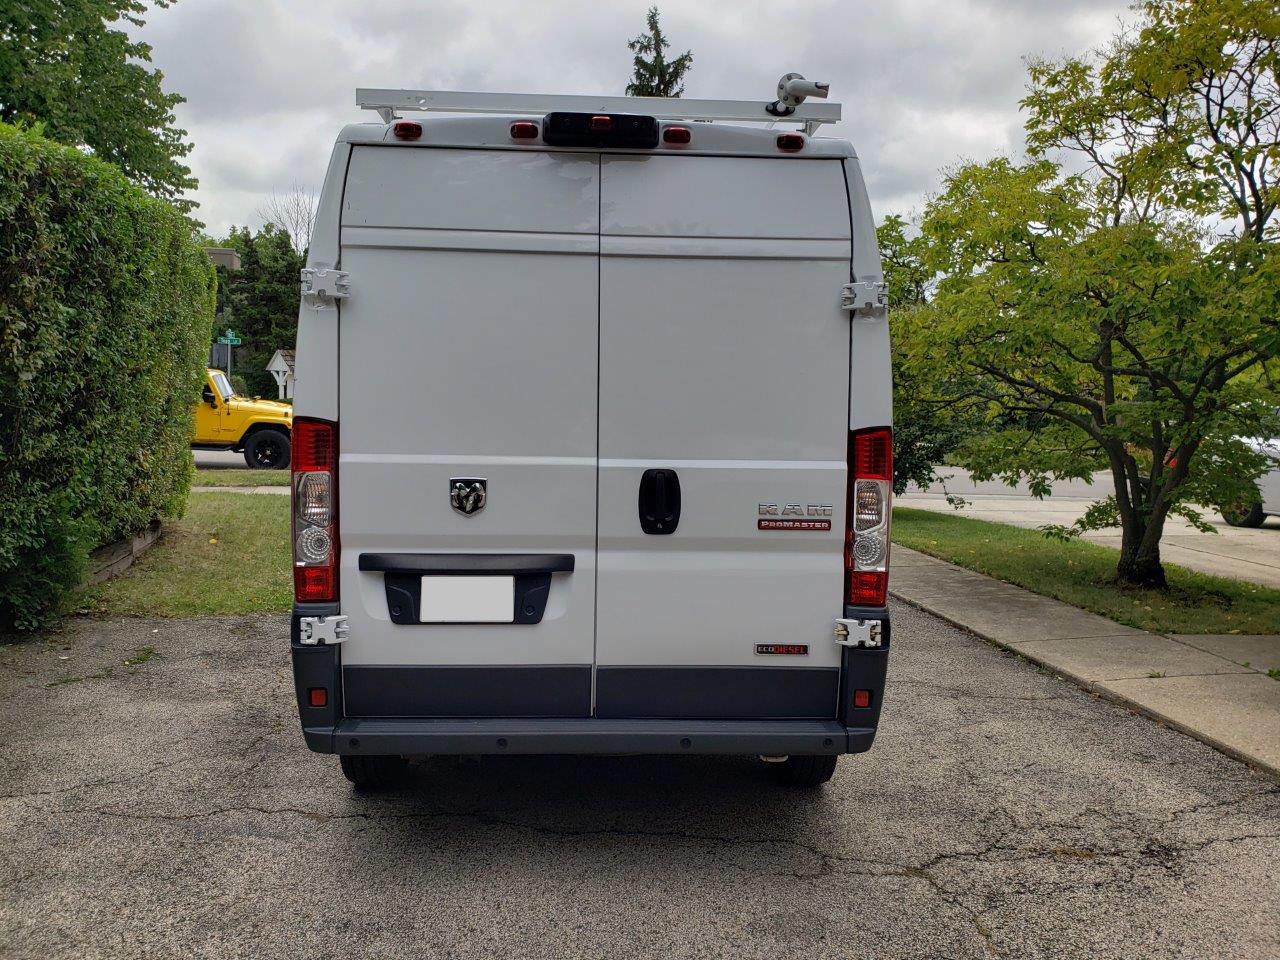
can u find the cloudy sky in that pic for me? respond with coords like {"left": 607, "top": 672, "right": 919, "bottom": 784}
{"left": 133, "top": 0, "right": 1134, "bottom": 238}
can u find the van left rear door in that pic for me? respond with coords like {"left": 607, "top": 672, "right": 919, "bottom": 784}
{"left": 336, "top": 145, "right": 600, "bottom": 719}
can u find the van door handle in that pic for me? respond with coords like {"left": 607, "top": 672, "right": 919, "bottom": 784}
{"left": 639, "top": 468, "right": 681, "bottom": 535}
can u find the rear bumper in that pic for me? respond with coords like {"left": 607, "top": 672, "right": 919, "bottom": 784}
{"left": 304, "top": 717, "right": 875, "bottom": 756}
{"left": 291, "top": 604, "right": 891, "bottom": 757}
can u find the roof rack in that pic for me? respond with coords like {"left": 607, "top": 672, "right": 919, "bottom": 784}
{"left": 356, "top": 84, "right": 841, "bottom": 132}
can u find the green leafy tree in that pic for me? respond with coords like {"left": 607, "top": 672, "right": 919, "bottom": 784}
{"left": 625, "top": 6, "right": 692, "bottom": 98}
{"left": 0, "top": 0, "right": 196, "bottom": 210}
{"left": 905, "top": 0, "right": 1280, "bottom": 588}
{"left": 877, "top": 215, "right": 975, "bottom": 496}
{"left": 215, "top": 225, "right": 304, "bottom": 398}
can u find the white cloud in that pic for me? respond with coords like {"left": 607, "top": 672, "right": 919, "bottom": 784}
{"left": 133, "top": 0, "right": 1133, "bottom": 236}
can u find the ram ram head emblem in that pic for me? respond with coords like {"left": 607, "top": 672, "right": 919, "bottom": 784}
{"left": 450, "top": 478, "right": 487, "bottom": 516}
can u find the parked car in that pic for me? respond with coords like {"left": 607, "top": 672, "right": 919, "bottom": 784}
{"left": 1221, "top": 436, "right": 1280, "bottom": 527}
{"left": 193, "top": 368, "right": 292, "bottom": 469}
{"left": 289, "top": 79, "right": 893, "bottom": 790}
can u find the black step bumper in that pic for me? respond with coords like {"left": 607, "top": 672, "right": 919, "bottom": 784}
{"left": 291, "top": 605, "right": 890, "bottom": 757}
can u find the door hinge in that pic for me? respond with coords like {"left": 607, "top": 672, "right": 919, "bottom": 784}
{"left": 299, "top": 615, "right": 349, "bottom": 645}
{"left": 841, "top": 281, "right": 887, "bottom": 318}
{"left": 300, "top": 267, "right": 350, "bottom": 306}
{"left": 834, "top": 618, "right": 882, "bottom": 648}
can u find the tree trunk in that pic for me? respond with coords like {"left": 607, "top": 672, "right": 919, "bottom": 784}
{"left": 1116, "top": 517, "right": 1168, "bottom": 589}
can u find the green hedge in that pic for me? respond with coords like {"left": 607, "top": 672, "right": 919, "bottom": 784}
{"left": 0, "top": 123, "right": 215, "bottom": 630}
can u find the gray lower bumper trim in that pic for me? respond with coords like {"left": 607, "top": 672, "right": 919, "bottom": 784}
{"left": 307, "top": 718, "right": 875, "bottom": 756}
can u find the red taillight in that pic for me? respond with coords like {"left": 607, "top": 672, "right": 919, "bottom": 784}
{"left": 293, "top": 419, "right": 336, "bottom": 471}
{"left": 510, "top": 121, "right": 539, "bottom": 140}
{"left": 307, "top": 687, "right": 328, "bottom": 708}
{"left": 846, "top": 427, "right": 892, "bottom": 607}
{"left": 663, "top": 125, "right": 691, "bottom": 145}
{"left": 392, "top": 120, "right": 422, "bottom": 141}
{"left": 853, "top": 431, "right": 891, "bottom": 481}
{"left": 589, "top": 115, "right": 612, "bottom": 131}
{"left": 853, "top": 689, "right": 872, "bottom": 709}
{"left": 777, "top": 133, "right": 805, "bottom": 151}
{"left": 293, "top": 418, "right": 338, "bottom": 604}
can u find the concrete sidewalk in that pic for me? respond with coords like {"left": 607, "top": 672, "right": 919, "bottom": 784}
{"left": 890, "top": 545, "right": 1280, "bottom": 777}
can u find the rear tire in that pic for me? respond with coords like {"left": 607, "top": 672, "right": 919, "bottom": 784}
{"left": 339, "top": 754, "right": 409, "bottom": 791}
{"left": 772, "top": 754, "right": 839, "bottom": 788}
{"left": 1221, "top": 500, "right": 1265, "bottom": 528}
{"left": 243, "top": 428, "right": 290, "bottom": 469}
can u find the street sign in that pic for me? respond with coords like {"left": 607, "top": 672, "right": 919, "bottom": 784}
{"left": 216, "top": 328, "right": 242, "bottom": 346}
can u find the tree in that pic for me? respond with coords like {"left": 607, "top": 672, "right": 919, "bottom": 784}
{"left": 877, "top": 215, "right": 975, "bottom": 496}
{"left": 0, "top": 0, "right": 196, "bottom": 210}
{"left": 905, "top": 0, "right": 1280, "bottom": 588}
{"left": 625, "top": 7, "right": 692, "bottom": 98}
{"left": 257, "top": 183, "right": 317, "bottom": 255}
{"left": 215, "top": 225, "right": 304, "bottom": 398}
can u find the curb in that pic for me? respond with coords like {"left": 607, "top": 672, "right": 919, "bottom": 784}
{"left": 890, "top": 586, "right": 1280, "bottom": 782}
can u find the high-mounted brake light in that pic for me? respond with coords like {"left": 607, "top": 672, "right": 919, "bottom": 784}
{"left": 392, "top": 120, "right": 422, "bottom": 141}
{"left": 663, "top": 125, "right": 691, "bottom": 145}
{"left": 510, "top": 121, "right": 539, "bottom": 140}
{"left": 777, "top": 132, "right": 805, "bottom": 151}
{"left": 293, "top": 418, "right": 338, "bottom": 603}
{"left": 589, "top": 115, "right": 613, "bottom": 131}
{"left": 845, "top": 427, "right": 892, "bottom": 607}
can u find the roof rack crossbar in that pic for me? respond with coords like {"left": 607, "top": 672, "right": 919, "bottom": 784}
{"left": 355, "top": 89, "right": 841, "bottom": 126}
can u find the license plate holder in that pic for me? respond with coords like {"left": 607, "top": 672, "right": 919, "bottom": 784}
{"left": 419, "top": 576, "right": 514, "bottom": 623}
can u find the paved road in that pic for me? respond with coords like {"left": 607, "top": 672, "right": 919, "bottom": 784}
{"left": 194, "top": 449, "right": 261, "bottom": 469}
{"left": 900, "top": 468, "right": 1280, "bottom": 589}
{"left": 3, "top": 604, "right": 1277, "bottom": 959}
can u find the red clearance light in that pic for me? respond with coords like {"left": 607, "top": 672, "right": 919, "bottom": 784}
{"left": 589, "top": 115, "right": 613, "bottom": 131}
{"left": 308, "top": 687, "right": 328, "bottom": 708}
{"left": 663, "top": 125, "right": 691, "bottom": 145}
{"left": 510, "top": 121, "right": 539, "bottom": 140}
{"left": 392, "top": 120, "right": 422, "bottom": 141}
{"left": 777, "top": 132, "right": 805, "bottom": 152}
{"left": 853, "top": 689, "right": 873, "bottom": 709}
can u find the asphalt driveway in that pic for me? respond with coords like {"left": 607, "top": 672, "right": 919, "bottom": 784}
{"left": 2, "top": 604, "right": 1278, "bottom": 959}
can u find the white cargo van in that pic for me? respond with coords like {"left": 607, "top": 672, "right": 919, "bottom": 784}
{"left": 290, "top": 81, "right": 893, "bottom": 789}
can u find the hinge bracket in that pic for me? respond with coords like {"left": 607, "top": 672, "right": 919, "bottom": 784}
{"left": 834, "top": 618, "right": 882, "bottom": 649}
{"left": 299, "top": 615, "right": 349, "bottom": 645}
{"left": 841, "top": 281, "right": 888, "bottom": 318}
{"left": 300, "top": 267, "right": 350, "bottom": 307}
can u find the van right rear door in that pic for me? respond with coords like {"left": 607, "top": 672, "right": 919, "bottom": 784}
{"left": 593, "top": 154, "right": 853, "bottom": 720}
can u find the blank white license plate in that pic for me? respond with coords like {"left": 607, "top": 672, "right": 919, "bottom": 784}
{"left": 419, "top": 576, "right": 514, "bottom": 623}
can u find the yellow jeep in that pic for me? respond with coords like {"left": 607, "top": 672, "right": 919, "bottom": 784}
{"left": 193, "top": 368, "right": 293, "bottom": 469}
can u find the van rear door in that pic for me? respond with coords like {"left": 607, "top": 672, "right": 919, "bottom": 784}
{"left": 336, "top": 146, "right": 600, "bottom": 718}
{"left": 593, "top": 154, "right": 852, "bottom": 720}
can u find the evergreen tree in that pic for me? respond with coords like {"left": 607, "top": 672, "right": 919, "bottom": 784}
{"left": 625, "top": 7, "right": 692, "bottom": 98}
{"left": 214, "top": 225, "right": 304, "bottom": 398}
